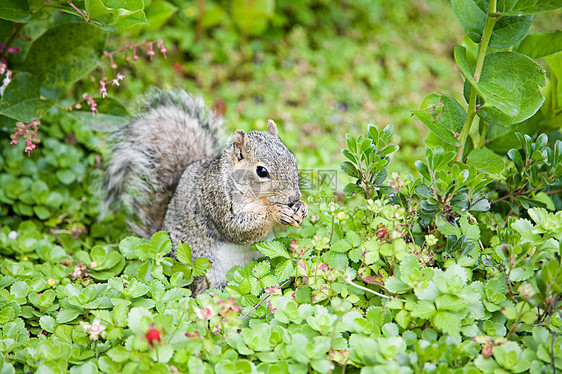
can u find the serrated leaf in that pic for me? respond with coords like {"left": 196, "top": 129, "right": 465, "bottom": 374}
{"left": 119, "top": 236, "right": 144, "bottom": 259}
{"left": 150, "top": 231, "right": 172, "bottom": 256}
{"left": 275, "top": 259, "right": 295, "bottom": 282}
{"left": 56, "top": 308, "right": 81, "bottom": 324}
{"left": 255, "top": 241, "right": 290, "bottom": 259}
{"left": 432, "top": 311, "right": 462, "bottom": 335}
{"left": 331, "top": 239, "right": 352, "bottom": 253}
{"left": 411, "top": 300, "right": 436, "bottom": 319}
{"left": 193, "top": 257, "right": 211, "bottom": 277}
{"left": 175, "top": 241, "right": 192, "bottom": 265}
{"left": 39, "top": 315, "right": 56, "bottom": 333}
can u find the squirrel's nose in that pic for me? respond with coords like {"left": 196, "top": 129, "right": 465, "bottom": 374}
{"left": 288, "top": 192, "right": 301, "bottom": 206}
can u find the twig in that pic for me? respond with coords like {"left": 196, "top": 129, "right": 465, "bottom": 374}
{"left": 550, "top": 331, "right": 556, "bottom": 374}
{"left": 241, "top": 278, "right": 292, "bottom": 321}
{"left": 68, "top": 0, "right": 89, "bottom": 21}
{"left": 1, "top": 23, "right": 24, "bottom": 60}
{"left": 345, "top": 279, "right": 406, "bottom": 302}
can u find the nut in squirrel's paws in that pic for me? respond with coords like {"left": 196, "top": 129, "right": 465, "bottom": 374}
{"left": 276, "top": 201, "right": 308, "bottom": 228}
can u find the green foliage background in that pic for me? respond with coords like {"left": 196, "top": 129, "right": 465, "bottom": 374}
{"left": 0, "top": 0, "right": 562, "bottom": 373}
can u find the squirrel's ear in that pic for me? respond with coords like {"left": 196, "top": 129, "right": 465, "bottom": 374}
{"left": 267, "top": 119, "right": 280, "bottom": 139}
{"left": 232, "top": 129, "right": 247, "bottom": 161}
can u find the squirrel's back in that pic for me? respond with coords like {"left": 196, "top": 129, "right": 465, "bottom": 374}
{"left": 102, "top": 89, "right": 223, "bottom": 237}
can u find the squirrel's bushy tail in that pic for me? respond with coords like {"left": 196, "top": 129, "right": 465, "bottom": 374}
{"left": 102, "top": 89, "right": 224, "bottom": 237}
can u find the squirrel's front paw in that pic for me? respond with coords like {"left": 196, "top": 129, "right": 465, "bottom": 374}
{"left": 274, "top": 201, "right": 308, "bottom": 228}
{"left": 291, "top": 201, "right": 308, "bottom": 226}
{"left": 275, "top": 204, "right": 299, "bottom": 227}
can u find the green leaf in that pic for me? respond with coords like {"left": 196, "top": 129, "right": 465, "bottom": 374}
{"left": 175, "top": 241, "right": 192, "bottom": 265}
{"left": 452, "top": 0, "right": 532, "bottom": 48}
{"left": 231, "top": 0, "right": 274, "bottom": 35}
{"left": 70, "top": 98, "right": 129, "bottom": 132}
{"left": 331, "top": 239, "right": 352, "bottom": 253}
{"left": 455, "top": 47, "right": 546, "bottom": 125}
{"left": 497, "top": 0, "right": 562, "bottom": 15}
{"left": 150, "top": 231, "right": 172, "bottom": 256}
{"left": 143, "top": 0, "right": 178, "bottom": 30}
{"left": 39, "top": 315, "right": 56, "bottom": 333}
{"left": 432, "top": 311, "right": 462, "bottom": 335}
{"left": 193, "top": 257, "right": 211, "bottom": 277}
{"left": 255, "top": 241, "right": 291, "bottom": 259}
{"left": 56, "top": 308, "right": 81, "bottom": 324}
{"left": 517, "top": 30, "right": 562, "bottom": 59}
{"left": 24, "top": 22, "right": 107, "bottom": 88}
{"left": 414, "top": 110, "right": 460, "bottom": 147}
{"left": 0, "top": 72, "right": 54, "bottom": 122}
{"left": 466, "top": 148, "right": 505, "bottom": 174}
{"left": 119, "top": 236, "right": 144, "bottom": 259}
{"left": 411, "top": 300, "right": 436, "bottom": 319}
{"left": 346, "top": 231, "right": 361, "bottom": 248}
{"left": 0, "top": 0, "right": 30, "bottom": 22}
{"left": 275, "top": 259, "right": 295, "bottom": 282}
{"left": 82, "top": 0, "right": 148, "bottom": 31}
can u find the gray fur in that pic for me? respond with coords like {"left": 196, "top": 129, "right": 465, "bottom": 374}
{"left": 102, "top": 89, "right": 307, "bottom": 295}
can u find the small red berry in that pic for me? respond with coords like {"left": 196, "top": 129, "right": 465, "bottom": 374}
{"left": 145, "top": 328, "right": 161, "bottom": 345}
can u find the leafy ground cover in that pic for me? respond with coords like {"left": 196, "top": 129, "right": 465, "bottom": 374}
{"left": 1, "top": 0, "right": 562, "bottom": 373}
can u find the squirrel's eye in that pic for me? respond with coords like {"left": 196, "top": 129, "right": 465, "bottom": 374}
{"left": 256, "top": 166, "right": 269, "bottom": 178}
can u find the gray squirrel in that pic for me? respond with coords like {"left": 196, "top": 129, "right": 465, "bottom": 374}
{"left": 102, "top": 89, "right": 307, "bottom": 295}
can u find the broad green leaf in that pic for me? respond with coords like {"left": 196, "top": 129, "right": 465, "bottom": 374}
{"left": 432, "top": 311, "right": 462, "bottom": 335}
{"left": 24, "top": 23, "right": 107, "bottom": 88}
{"left": 175, "top": 241, "right": 192, "bottom": 265}
{"left": 517, "top": 30, "right": 562, "bottom": 59}
{"left": 119, "top": 237, "right": 145, "bottom": 259}
{"left": 466, "top": 148, "right": 505, "bottom": 174}
{"left": 485, "top": 112, "right": 542, "bottom": 152}
{"left": 411, "top": 300, "right": 436, "bottom": 319}
{"left": 275, "top": 259, "right": 295, "bottom": 282}
{"left": 56, "top": 308, "right": 81, "bottom": 324}
{"left": 497, "top": 0, "right": 562, "bottom": 15}
{"left": 193, "top": 257, "right": 211, "bottom": 277}
{"left": 85, "top": 0, "right": 147, "bottom": 32}
{"left": 71, "top": 98, "right": 130, "bottom": 132}
{"left": 452, "top": 0, "right": 532, "bottom": 48}
{"left": 0, "top": 72, "right": 54, "bottom": 122}
{"left": 455, "top": 47, "right": 546, "bottom": 125}
{"left": 331, "top": 239, "right": 352, "bottom": 253}
{"left": 143, "top": 0, "right": 178, "bottom": 30}
{"left": 255, "top": 241, "right": 291, "bottom": 259}
{"left": 0, "top": 0, "right": 30, "bottom": 22}
{"left": 39, "top": 315, "right": 56, "bottom": 333}
{"left": 415, "top": 93, "right": 467, "bottom": 147}
{"left": 150, "top": 231, "right": 172, "bottom": 256}
{"left": 231, "top": 0, "right": 274, "bottom": 35}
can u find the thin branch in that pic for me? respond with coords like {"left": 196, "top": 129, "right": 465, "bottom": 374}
{"left": 68, "top": 0, "right": 89, "bottom": 21}
{"left": 345, "top": 279, "right": 406, "bottom": 302}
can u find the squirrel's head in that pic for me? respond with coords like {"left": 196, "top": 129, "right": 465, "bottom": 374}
{"left": 224, "top": 120, "right": 302, "bottom": 207}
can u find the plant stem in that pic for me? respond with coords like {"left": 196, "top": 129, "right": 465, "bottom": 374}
{"left": 1, "top": 23, "right": 24, "bottom": 60}
{"left": 477, "top": 120, "right": 488, "bottom": 148}
{"left": 68, "top": 0, "right": 89, "bottom": 21}
{"left": 345, "top": 279, "right": 406, "bottom": 302}
{"left": 456, "top": 0, "right": 499, "bottom": 162}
